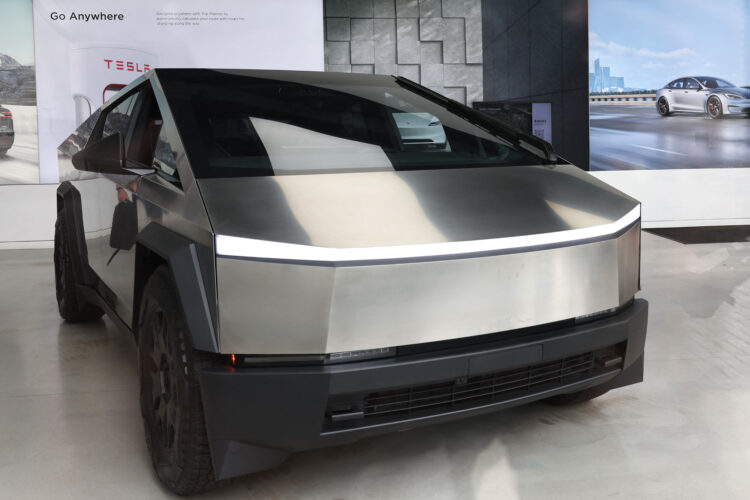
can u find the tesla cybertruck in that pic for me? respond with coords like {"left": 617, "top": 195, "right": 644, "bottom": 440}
{"left": 55, "top": 69, "right": 648, "bottom": 494}
{"left": 656, "top": 76, "right": 750, "bottom": 118}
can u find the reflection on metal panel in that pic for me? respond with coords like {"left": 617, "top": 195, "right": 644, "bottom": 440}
{"left": 324, "top": 233, "right": 619, "bottom": 353}
{"left": 618, "top": 221, "right": 641, "bottom": 302}
{"left": 216, "top": 259, "right": 335, "bottom": 354}
{"left": 249, "top": 117, "right": 393, "bottom": 174}
{"left": 215, "top": 206, "right": 639, "bottom": 263}
{"left": 217, "top": 223, "right": 639, "bottom": 354}
{"left": 199, "top": 164, "right": 640, "bottom": 250}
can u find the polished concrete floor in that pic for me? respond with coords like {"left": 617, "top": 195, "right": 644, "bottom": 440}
{"left": 1, "top": 232, "right": 749, "bottom": 499}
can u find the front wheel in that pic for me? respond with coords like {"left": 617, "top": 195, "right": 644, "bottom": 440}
{"left": 707, "top": 96, "right": 723, "bottom": 119}
{"left": 138, "top": 265, "right": 217, "bottom": 495}
{"left": 657, "top": 97, "right": 671, "bottom": 116}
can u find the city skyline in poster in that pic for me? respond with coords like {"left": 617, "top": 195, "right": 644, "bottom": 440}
{"left": 589, "top": 0, "right": 748, "bottom": 92}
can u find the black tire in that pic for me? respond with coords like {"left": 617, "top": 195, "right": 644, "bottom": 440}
{"left": 543, "top": 385, "right": 609, "bottom": 406}
{"left": 54, "top": 214, "right": 104, "bottom": 322}
{"left": 707, "top": 96, "right": 723, "bottom": 119}
{"left": 0, "top": 148, "right": 7, "bottom": 157}
{"left": 138, "top": 265, "right": 217, "bottom": 495}
{"left": 657, "top": 97, "right": 671, "bottom": 116}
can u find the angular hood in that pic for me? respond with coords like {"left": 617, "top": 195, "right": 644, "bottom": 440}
{"left": 197, "top": 164, "right": 639, "bottom": 251}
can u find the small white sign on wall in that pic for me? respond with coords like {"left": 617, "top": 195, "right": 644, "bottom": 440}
{"left": 531, "top": 102, "right": 552, "bottom": 143}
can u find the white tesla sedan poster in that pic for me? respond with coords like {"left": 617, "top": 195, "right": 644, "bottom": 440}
{"left": 588, "top": 0, "right": 749, "bottom": 171}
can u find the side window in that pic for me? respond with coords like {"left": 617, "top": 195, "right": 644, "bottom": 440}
{"left": 685, "top": 79, "right": 699, "bottom": 89}
{"left": 153, "top": 128, "right": 181, "bottom": 186}
{"left": 59, "top": 108, "right": 102, "bottom": 156}
{"left": 125, "top": 87, "right": 181, "bottom": 188}
{"left": 670, "top": 79, "right": 684, "bottom": 89}
{"left": 102, "top": 92, "right": 138, "bottom": 139}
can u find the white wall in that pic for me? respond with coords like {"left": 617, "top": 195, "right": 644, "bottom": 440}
{"left": 0, "top": 185, "right": 57, "bottom": 248}
{"left": 591, "top": 169, "right": 750, "bottom": 228}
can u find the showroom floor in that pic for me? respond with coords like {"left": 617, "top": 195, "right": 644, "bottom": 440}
{"left": 1, "top": 232, "right": 749, "bottom": 499}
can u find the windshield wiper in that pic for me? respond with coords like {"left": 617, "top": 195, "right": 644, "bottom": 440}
{"left": 393, "top": 76, "right": 557, "bottom": 163}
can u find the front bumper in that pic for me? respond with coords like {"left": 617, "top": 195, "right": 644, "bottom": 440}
{"left": 726, "top": 98, "right": 750, "bottom": 114}
{"left": 198, "top": 298, "right": 648, "bottom": 480}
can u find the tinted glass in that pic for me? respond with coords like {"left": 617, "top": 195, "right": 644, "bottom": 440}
{"left": 696, "top": 77, "right": 734, "bottom": 88}
{"left": 158, "top": 70, "right": 543, "bottom": 178}
{"left": 124, "top": 87, "right": 163, "bottom": 166}
{"left": 153, "top": 127, "right": 181, "bottom": 185}
{"left": 684, "top": 79, "right": 700, "bottom": 89}
{"left": 59, "top": 108, "right": 101, "bottom": 156}
{"left": 670, "top": 79, "right": 684, "bottom": 89}
{"left": 102, "top": 93, "right": 138, "bottom": 139}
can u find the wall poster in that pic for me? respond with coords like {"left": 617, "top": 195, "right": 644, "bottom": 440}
{"left": 31, "top": 0, "right": 324, "bottom": 184}
{"left": 589, "top": 0, "right": 749, "bottom": 170}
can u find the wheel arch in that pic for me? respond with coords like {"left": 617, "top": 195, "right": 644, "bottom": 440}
{"left": 56, "top": 181, "right": 95, "bottom": 286}
{"left": 656, "top": 94, "right": 671, "bottom": 115}
{"left": 134, "top": 223, "right": 219, "bottom": 353}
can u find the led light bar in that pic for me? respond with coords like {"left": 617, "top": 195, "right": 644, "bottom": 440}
{"left": 215, "top": 205, "right": 640, "bottom": 263}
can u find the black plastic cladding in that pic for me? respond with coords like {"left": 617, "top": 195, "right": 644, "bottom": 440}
{"left": 56, "top": 182, "right": 95, "bottom": 286}
{"left": 135, "top": 223, "right": 219, "bottom": 352}
{"left": 196, "top": 299, "right": 648, "bottom": 480}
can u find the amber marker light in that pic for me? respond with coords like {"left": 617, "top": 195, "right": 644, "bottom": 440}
{"left": 230, "top": 354, "right": 236, "bottom": 365}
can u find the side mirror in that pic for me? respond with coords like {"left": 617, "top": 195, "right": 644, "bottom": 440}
{"left": 72, "top": 133, "right": 127, "bottom": 174}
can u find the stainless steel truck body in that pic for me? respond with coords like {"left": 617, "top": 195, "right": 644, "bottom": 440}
{"left": 54, "top": 69, "right": 648, "bottom": 494}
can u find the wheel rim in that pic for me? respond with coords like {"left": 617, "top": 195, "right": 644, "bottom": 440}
{"left": 659, "top": 98, "right": 668, "bottom": 114}
{"left": 708, "top": 97, "right": 720, "bottom": 117}
{"left": 143, "top": 305, "right": 184, "bottom": 477}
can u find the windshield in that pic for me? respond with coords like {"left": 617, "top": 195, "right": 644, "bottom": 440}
{"left": 158, "top": 70, "right": 544, "bottom": 178}
{"left": 696, "top": 77, "right": 734, "bottom": 88}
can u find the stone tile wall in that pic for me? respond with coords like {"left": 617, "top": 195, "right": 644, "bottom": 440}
{"left": 481, "top": 0, "right": 589, "bottom": 168}
{"left": 325, "top": 0, "right": 483, "bottom": 105}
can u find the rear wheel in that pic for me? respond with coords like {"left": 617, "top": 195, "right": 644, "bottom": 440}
{"left": 657, "top": 97, "right": 671, "bottom": 116}
{"left": 138, "top": 265, "right": 216, "bottom": 495}
{"left": 707, "top": 96, "right": 723, "bottom": 119}
{"left": 54, "top": 214, "right": 104, "bottom": 322}
{"left": 0, "top": 148, "right": 7, "bottom": 157}
{"left": 543, "top": 386, "right": 609, "bottom": 405}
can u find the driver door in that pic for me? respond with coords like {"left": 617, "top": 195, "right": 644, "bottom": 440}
{"left": 76, "top": 85, "right": 158, "bottom": 325}
{"left": 670, "top": 79, "right": 687, "bottom": 110}
{"left": 682, "top": 78, "right": 705, "bottom": 111}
